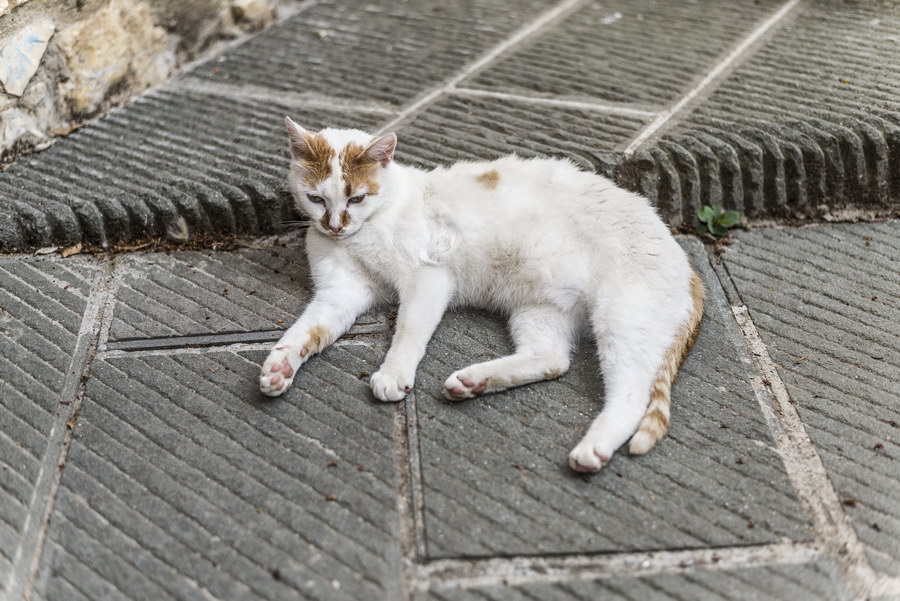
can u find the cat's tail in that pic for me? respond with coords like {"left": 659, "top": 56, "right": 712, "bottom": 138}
{"left": 628, "top": 271, "right": 705, "bottom": 455}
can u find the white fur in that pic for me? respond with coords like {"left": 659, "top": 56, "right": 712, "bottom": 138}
{"left": 261, "top": 125, "right": 696, "bottom": 471}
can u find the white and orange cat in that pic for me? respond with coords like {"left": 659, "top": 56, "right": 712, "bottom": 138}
{"left": 260, "top": 117, "right": 704, "bottom": 472}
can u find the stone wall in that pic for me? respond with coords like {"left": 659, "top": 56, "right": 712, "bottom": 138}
{"left": 0, "top": 0, "right": 279, "bottom": 162}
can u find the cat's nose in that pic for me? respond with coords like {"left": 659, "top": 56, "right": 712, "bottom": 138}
{"left": 329, "top": 224, "right": 343, "bottom": 233}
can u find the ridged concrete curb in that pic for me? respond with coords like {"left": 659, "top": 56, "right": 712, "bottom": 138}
{"left": 0, "top": 0, "right": 898, "bottom": 249}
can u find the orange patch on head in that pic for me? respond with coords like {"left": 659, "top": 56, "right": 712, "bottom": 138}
{"left": 340, "top": 210, "right": 351, "bottom": 228}
{"left": 298, "top": 132, "right": 335, "bottom": 188}
{"left": 475, "top": 169, "right": 500, "bottom": 190}
{"left": 340, "top": 142, "right": 381, "bottom": 197}
{"left": 319, "top": 210, "right": 331, "bottom": 231}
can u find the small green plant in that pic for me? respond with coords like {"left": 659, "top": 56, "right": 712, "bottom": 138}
{"left": 697, "top": 205, "right": 741, "bottom": 237}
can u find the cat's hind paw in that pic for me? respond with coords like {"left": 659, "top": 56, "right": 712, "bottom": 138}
{"left": 567, "top": 441, "right": 612, "bottom": 473}
{"left": 442, "top": 373, "right": 488, "bottom": 401}
{"left": 370, "top": 369, "right": 412, "bottom": 402}
{"left": 260, "top": 349, "right": 297, "bottom": 397}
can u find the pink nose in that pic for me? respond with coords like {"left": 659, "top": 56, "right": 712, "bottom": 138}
{"left": 329, "top": 224, "right": 342, "bottom": 233}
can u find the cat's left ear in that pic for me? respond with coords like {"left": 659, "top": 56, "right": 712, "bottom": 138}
{"left": 365, "top": 133, "right": 397, "bottom": 167}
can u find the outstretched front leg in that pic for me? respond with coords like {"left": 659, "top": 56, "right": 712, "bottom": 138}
{"left": 260, "top": 261, "right": 375, "bottom": 397}
{"left": 370, "top": 266, "right": 454, "bottom": 402}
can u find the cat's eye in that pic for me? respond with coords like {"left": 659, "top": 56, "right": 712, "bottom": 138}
{"left": 307, "top": 194, "right": 325, "bottom": 204}
{"left": 348, "top": 195, "right": 366, "bottom": 204}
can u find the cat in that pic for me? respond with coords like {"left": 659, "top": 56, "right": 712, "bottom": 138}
{"left": 259, "top": 117, "right": 704, "bottom": 472}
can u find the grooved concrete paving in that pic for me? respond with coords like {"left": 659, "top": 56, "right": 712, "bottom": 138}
{"left": 1, "top": 0, "right": 898, "bottom": 249}
{"left": 107, "top": 245, "right": 385, "bottom": 344}
{"left": 33, "top": 344, "right": 403, "bottom": 601}
{"left": 721, "top": 222, "right": 900, "bottom": 578}
{"left": 415, "top": 561, "right": 852, "bottom": 601}
{"left": 0, "top": 89, "right": 384, "bottom": 249}
{"left": 462, "top": 0, "right": 782, "bottom": 106}
{"left": 622, "top": 1, "right": 900, "bottom": 227}
{"left": 413, "top": 240, "right": 811, "bottom": 559}
{"left": 394, "top": 95, "right": 646, "bottom": 175}
{"left": 3, "top": 222, "right": 899, "bottom": 598}
{"left": 0, "top": 257, "right": 99, "bottom": 596}
{"left": 187, "top": 0, "right": 550, "bottom": 107}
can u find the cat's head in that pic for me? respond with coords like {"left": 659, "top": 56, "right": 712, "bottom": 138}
{"left": 284, "top": 117, "right": 397, "bottom": 239}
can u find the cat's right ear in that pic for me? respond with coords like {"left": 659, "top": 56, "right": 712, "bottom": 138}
{"left": 285, "top": 116, "right": 311, "bottom": 161}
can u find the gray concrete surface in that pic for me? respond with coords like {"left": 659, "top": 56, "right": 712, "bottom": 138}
{"left": 3, "top": 220, "right": 899, "bottom": 600}
{"left": 1, "top": 0, "right": 898, "bottom": 249}
{"left": 2, "top": 1, "right": 900, "bottom": 600}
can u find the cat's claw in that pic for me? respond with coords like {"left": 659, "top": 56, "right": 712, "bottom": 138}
{"left": 567, "top": 442, "right": 612, "bottom": 473}
{"left": 443, "top": 373, "right": 488, "bottom": 400}
{"left": 369, "top": 369, "right": 412, "bottom": 402}
{"left": 260, "top": 349, "right": 297, "bottom": 397}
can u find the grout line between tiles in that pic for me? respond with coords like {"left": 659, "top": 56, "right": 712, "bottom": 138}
{"left": 710, "top": 251, "right": 879, "bottom": 601}
{"left": 5, "top": 257, "right": 118, "bottom": 601}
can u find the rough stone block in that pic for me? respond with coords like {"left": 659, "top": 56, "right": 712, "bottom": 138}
{"left": 411, "top": 239, "right": 812, "bottom": 558}
{"left": 54, "top": 0, "right": 173, "bottom": 115}
{"left": 723, "top": 222, "right": 900, "bottom": 577}
{"left": 0, "top": 18, "right": 54, "bottom": 96}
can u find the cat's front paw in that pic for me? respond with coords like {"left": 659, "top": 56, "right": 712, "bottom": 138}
{"left": 369, "top": 369, "right": 413, "bottom": 402}
{"left": 568, "top": 439, "right": 613, "bottom": 473}
{"left": 260, "top": 347, "right": 299, "bottom": 397}
{"left": 443, "top": 372, "right": 488, "bottom": 401}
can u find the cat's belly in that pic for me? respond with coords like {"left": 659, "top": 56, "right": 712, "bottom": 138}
{"left": 451, "top": 250, "right": 589, "bottom": 313}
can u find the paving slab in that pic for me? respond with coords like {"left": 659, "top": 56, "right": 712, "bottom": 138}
{"left": 394, "top": 94, "right": 647, "bottom": 175}
{"left": 0, "top": 256, "right": 99, "bottom": 596}
{"left": 721, "top": 222, "right": 900, "bottom": 577}
{"left": 0, "top": 89, "right": 384, "bottom": 249}
{"left": 415, "top": 560, "right": 852, "bottom": 601}
{"left": 106, "top": 245, "right": 386, "bottom": 346}
{"left": 411, "top": 239, "right": 812, "bottom": 559}
{"left": 462, "top": 0, "right": 782, "bottom": 107}
{"left": 186, "top": 0, "right": 549, "bottom": 107}
{"left": 622, "top": 1, "right": 900, "bottom": 226}
{"left": 33, "top": 341, "right": 404, "bottom": 601}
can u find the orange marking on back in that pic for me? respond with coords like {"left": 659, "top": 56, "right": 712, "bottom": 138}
{"left": 475, "top": 169, "right": 500, "bottom": 190}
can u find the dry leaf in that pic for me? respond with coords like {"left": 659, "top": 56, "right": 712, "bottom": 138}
{"left": 60, "top": 242, "right": 83, "bottom": 258}
{"left": 35, "top": 246, "right": 59, "bottom": 255}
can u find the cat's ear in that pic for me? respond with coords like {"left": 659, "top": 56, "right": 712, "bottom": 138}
{"left": 365, "top": 133, "right": 397, "bottom": 167}
{"left": 285, "top": 116, "right": 312, "bottom": 161}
